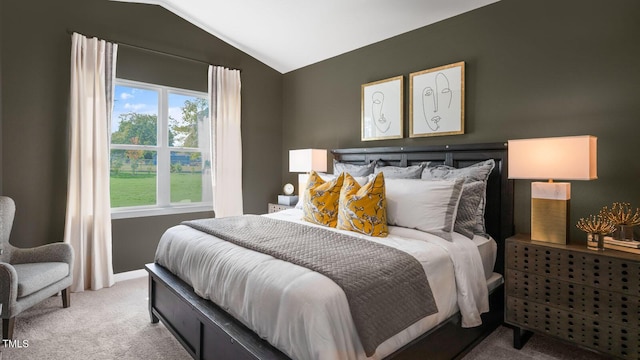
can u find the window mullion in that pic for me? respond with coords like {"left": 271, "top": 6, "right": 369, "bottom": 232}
{"left": 157, "top": 89, "right": 170, "bottom": 206}
{"left": 111, "top": 144, "right": 155, "bottom": 151}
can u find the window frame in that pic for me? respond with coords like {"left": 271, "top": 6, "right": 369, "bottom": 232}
{"left": 110, "top": 78, "right": 213, "bottom": 219}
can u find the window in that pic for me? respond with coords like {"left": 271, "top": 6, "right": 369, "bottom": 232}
{"left": 110, "top": 79, "right": 212, "bottom": 218}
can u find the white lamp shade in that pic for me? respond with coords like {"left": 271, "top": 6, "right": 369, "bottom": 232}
{"left": 508, "top": 135, "right": 597, "bottom": 180}
{"left": 289, "top": 149, "right": 327, "bottom": 173}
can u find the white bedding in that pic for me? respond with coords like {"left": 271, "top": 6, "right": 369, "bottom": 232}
{"left": 155, "top": 209, "right": 490, "bottom": 360}
{"left": 473, "top": 233, "right": 498, "bottom": 280}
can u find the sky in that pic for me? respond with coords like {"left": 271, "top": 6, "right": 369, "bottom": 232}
{"left": 112, "top": 84, "right": 204, "bottom": 146}
{"left": 111, "top": 85, "right": 208, "bottom": 146}
{"left": 112, "top": 85, "right": 158, "bottom": 133}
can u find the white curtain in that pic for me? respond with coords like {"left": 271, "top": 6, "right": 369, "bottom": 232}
{"left": 208, "top": 66, "right": 243, "bottom": 217}
{"left": 64, "top": 33, "right": 117, "bottom": 292}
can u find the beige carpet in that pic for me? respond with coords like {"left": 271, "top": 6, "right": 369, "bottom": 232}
{"left": 2, "top": 276, "right": 190, "bottom": 360}
{"left": 3, "top": 276, "right": 609, "bottom": 360}
{"left": 462, "top": 325, "right": 609, "bottom": 360}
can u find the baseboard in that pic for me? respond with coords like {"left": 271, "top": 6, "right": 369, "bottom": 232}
{"left": 114, "top": 269, "right": 146, "bottom": 283}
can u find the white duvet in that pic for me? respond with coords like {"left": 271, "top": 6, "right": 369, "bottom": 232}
{"left": 154, "top": 209, "right": 489, "bottom": 360}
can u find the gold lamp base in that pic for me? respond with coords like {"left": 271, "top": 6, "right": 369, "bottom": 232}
{"left": 530, "top": 182, "right": 571, "bottom": 244}
{"left": 531, "top": 198, "right": 570, "bottom": 244}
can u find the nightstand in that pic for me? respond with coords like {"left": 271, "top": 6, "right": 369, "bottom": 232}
{"left": 505, "top": 234, "right": 640, "bottom": 358}
{"left": 268, "top": 203, "right": 293, "bottom": 213}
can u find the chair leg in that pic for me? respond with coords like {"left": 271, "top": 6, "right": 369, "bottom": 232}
{"left": 3, "top": 317, "right": 15, "bottom": 340}
{"left": 62, "top": 287, "right": 70, "bottom": 308}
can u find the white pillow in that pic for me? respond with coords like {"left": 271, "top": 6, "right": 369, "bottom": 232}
{"left": 385, "top": 178, "right": 464, "bottom": 241}
{"left": 295, "top": 173, "right": 369, "bottom": 209}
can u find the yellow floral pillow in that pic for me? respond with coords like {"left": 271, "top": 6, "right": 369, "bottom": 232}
{"left": 338, "top": 172, "right": 388, "bottom": 237}
{"left": 303, "top": 171, "right": 344, "bottom": 227}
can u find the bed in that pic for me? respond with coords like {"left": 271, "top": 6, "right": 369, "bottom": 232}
{"left": 146, "top": 142, "right": 514, "bottom": 360}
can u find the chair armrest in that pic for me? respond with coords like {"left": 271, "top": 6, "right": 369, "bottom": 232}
{"left": 0, "top": 263, "right": 18, "bottom": 317}
{"left": 11, "top": 242, "right": 73, "bottom": 265}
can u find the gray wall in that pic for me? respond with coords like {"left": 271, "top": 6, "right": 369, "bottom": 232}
{"left": 1, "top": 0, "right": 283, "bottom": 273}
{"left": 112, "top": 212, "right": 212, "bottom": 273}
{"left": 282, "top": 0, "right": 640, "bottom": 241}
{"left": 3, "top": 0, "right": 640, "bottom": 273}
{"left": 0, "top": 0, "right": 3, "bottom": 193}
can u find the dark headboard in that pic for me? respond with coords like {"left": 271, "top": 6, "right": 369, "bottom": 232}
{"left": 332, "top": 143, "right": 514, "bottom": 274}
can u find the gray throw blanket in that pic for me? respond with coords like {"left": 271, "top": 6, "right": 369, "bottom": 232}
{"left": 183, "top": 215, "right": 437, "bottom": 356}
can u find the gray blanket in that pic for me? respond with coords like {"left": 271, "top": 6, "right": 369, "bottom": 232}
{"left": 183, "top": 215, "right": 437, "bottom": 356}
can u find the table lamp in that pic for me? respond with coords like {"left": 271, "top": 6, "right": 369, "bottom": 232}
{"left": 289, "top": 149, "right": 328, "bottom": 197}
{"left": 508, "top": 135, "right": 597, "bottom": 244}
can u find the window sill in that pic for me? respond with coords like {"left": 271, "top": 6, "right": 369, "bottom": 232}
{"left": 111, "top": 203, "right": 213, "bottom": 220}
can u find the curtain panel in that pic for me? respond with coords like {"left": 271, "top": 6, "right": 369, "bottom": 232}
{"left": 208, "top": 66, "right": 243, "bottom": 217}
{"left": 64, "top": 33, "right": 117, "bottom": 292}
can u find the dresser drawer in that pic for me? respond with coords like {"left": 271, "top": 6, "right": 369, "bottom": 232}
{"left": 505, "top": 235, "right": 640, "bottom": 359}
{"left": 506, "top": 239, "right": 640, "bottom": 296}
{"left": 268, "top": 203, "right": 293, "bottom": 213}
{"left": 506, "top": 269, "right": 640, "bottom": 326}
{"left": 507, "top": 297, "right": 638, "bottom": 358}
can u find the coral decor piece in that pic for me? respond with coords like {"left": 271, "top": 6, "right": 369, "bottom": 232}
{"left": 599, "top": 202, "right": 640, "bottom": 227}
{"left": 576, "top": 215, "right": 617, "bottom": 235}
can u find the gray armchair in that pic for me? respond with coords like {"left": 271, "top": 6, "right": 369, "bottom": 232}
{"left": 0, "top": 196, "right": 73, "bottom": 339}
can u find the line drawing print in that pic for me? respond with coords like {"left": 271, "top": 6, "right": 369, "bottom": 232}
{"left": 361, "top": 75, "right": 403, "bottom": 141}
{"left": 371, "top": 91, "right": 391, "bottom": 133}
{"left": 421, "top": 72, "right": 452, "bottom": 132}
{"left": 410, "top": 61, "right": 464, "bottom": 138}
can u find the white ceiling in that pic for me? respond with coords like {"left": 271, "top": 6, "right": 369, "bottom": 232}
{"left": 112, "top": 0, "right": 500, "bottom": 73}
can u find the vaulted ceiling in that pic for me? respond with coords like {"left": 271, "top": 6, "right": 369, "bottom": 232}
{"left": 112, "top": 0, "right": 500, "bottom": 73}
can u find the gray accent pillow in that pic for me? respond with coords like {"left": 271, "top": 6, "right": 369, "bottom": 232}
{"left": 421, "top": 159, "right": 495, "bottom": 238}
{"left": 453, "top": 181, "right": 486, "bottom": 239}
{"left": 374, "top": 162, "right": 429, "bottom": 179}
{"left": 333, "top": 159, "right": 375, "bottom": 176}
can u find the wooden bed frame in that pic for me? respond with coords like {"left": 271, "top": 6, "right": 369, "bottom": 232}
{"left": 146, "top": 142, "right": 514, "bottom": 360}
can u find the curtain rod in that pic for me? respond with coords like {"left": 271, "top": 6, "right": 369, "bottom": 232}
{"left": 66, "top": 30, "right": 241, "bottom": 71}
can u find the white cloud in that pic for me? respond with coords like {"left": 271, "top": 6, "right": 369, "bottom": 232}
{"left": 124, "top": 103, "right": 146, "bottom": 111}
{"left": 120, "top": 92, "right": 134, "bottom": 100}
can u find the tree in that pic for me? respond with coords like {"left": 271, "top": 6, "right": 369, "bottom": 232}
{"left": 112, "top": 113, "right": 157, "bottom": 145}
{"left": 112, "top": 112, "right": 175, "bottom": 146}
{"left": 170, "top": 98, "right": 208, "bottom": 148}
{"left": 126, "top": 137, "right": 144, "bottom": 175}
{"left": 111, "top": 156, "right": 123, "bottom": 175}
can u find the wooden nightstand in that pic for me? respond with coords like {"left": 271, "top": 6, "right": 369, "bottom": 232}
{"left": 505, "top": 234, "right": 640, "bottom": 358}
{"left": 268, "top": 203, "right": 293, "bottom": 213}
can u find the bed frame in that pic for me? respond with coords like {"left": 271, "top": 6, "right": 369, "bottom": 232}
{"left": 146, "top": 142, "right": 514, "bottom": 360}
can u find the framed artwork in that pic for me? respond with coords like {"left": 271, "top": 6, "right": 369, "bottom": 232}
{"left": 410, "top": 61, "right": 465, "bottom": 137}
{"left": 361, "top": 75, "right": 403, "bottom": 141}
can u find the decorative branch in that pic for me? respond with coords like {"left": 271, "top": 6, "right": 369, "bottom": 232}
{"left": 576, "top": 215, "right": 617, "bottom": 234}
{"left": 599, "top": 202, "right": 640, "bottom": 226}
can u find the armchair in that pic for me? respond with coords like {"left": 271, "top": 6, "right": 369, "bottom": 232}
{"left": 0, "top": 196, "right": 73, "bottom": 339}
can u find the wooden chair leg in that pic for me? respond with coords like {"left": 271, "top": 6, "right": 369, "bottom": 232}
{"left": 3, "top": 317, "right": 15, "bottom": 340}
{"left": 62, "top": 287, "right": 70, "bottom": 308}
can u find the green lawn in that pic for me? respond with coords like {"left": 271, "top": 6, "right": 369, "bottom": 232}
{"left": 110, "top": 172, "right": 202, "bottom": 207}
{"left": 170, "top": 173, "right": 203, "bottom": 203}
